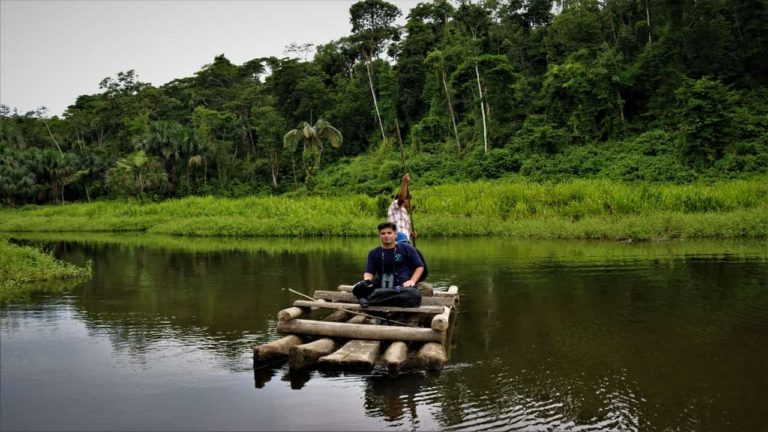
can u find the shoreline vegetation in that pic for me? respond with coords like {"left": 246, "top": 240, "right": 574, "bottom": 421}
{"left": 0, "top": 240, "right": 92, "bottom": 304}
{"left": 1, "top": 177, "right": 766, "bottom": 240}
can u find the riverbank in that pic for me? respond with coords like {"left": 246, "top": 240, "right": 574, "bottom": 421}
{"left": 1, "top": 178, "right": 766, "bottom": 240}
{"left": 0, "top": 240, "right": 92, "bottom": 304}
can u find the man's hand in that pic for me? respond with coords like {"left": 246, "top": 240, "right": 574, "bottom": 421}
{"left": 402, "top": 279, "right": 416, "bottom": 287}
{"left": 402, "top": 174, "right": 410, "bottom": 184}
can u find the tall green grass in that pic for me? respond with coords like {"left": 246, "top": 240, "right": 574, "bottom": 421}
{"left": 0, "top": 240, "right": 92, "bottom": 304}
{"left": 1, "top": 177, "right": 766, "bottom": 239}
{"left": 418, "top": 177, "right": 768, "bottom": 219}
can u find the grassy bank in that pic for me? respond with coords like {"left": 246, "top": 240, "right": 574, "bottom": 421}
{"left": 1, "top": 177, "right": 766, "bottom": 240}
{"left": 0, "top": 240, "right": 92, "bottom": 304}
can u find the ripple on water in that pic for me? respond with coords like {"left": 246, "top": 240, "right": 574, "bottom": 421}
{"left": 432, "top": 360, "right": 643, "bottom": 432}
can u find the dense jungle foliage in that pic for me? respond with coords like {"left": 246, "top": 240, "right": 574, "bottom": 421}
{"left": 1, "top": 0, "right": 767, "bottom": 206}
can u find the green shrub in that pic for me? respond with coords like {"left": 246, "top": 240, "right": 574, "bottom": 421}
{"left": 0, "top": 240, "right": 91, "bottom": 304}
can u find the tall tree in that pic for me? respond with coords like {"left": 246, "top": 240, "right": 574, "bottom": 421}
{"left": 454, "top": 1, "right": 493, "bottom": 153}
{"left": 425, "top": 50, "right": 461, "bottom": 153}
{"left": 349, "top": 0, "right": 402, "bottom": 142}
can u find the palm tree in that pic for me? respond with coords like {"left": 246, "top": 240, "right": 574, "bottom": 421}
{"left": 107, "top": 150, "right": 167, "bottom": 199}
{"left": 283, "top": 119, "right": 342, "bottom": 192}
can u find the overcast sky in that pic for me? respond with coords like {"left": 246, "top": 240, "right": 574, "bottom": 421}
{"left": 1, "top": 0, "right": 421, "bottom": 116}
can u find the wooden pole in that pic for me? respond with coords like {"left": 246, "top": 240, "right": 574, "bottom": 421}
{"left": 293, "top": 300, "right": 444, "bottom": 315}
{"left": 395, "top": 118, "right": 408, "bottom": 175}
{"left": 395, "top": 118, "right": 416, "bottom": 248}
{"left": 286, "top": 288, "right": 419, "bottom": 328}
{"left": 312, "top": 290, "right": 455, "bottom": 307}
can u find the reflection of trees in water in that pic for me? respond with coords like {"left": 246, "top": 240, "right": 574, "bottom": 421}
{"left": 59, "top": 242, "right": 361, "bottom": 371}
{"left": 436, "top": 254, "right": 768, "bottom": 430}
{"left": 16, "top": 236, "right": 768, "bottom": 430}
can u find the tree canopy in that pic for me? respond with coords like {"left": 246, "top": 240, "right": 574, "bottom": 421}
{"left": 2, "top": 0, "right": 766, "bottom": 206}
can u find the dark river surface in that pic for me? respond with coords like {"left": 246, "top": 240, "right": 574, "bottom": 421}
{"left": 1, "top": 234, "right": 766, "bottom": 431}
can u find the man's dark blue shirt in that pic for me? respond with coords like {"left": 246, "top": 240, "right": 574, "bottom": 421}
{"left": 365, "top": 243, "right": 424, "bottom": 286}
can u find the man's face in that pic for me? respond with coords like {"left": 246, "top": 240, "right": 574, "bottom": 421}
{"left": 379, "top": 228, "right": 396, "bottom": 245}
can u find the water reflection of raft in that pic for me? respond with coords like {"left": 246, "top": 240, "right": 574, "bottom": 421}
{"left": 253, "top": 284, "right": 460, "bottom": 374}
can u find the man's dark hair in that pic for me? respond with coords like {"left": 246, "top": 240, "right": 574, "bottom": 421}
{"left": 377, "top": 221, "right": 397, "bottom": 232}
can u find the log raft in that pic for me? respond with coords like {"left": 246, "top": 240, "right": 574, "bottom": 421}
{"left": 253, "top": 284, "right": 460, "bottom": 374}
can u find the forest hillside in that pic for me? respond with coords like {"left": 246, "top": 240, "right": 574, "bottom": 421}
{"left": 1, "top": 0, "right": 766, "bottom": 206}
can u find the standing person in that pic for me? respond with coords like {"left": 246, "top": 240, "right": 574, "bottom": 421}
{"left": 352, "top": 222, "right": 425, "bottom": 306}
{"left": 388, "top": 174, "right": 415, "bottom": 242}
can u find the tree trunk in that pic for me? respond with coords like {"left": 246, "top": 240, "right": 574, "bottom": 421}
{"left": 645, "top": 0, "right": 652, "bottom": 43}
{"left": 366, "top": 60, "right": 387, "bottom": 142}
{"left": 42, "top": 120, "right": 63, "bottom": 154}
{"left": 291, "top": 157, "right": 298, "bottom": 187}
{"left": 617, "top": 90, "right": 625, "bottom": 123}
{"left": 441, "top": 70, "right": 461, "bottom": 154}
{"left": 270, "top": 154, "right": 278, "bottom": 188}
{"left": 475, "top": 63, "right": 489, "bottom": 154}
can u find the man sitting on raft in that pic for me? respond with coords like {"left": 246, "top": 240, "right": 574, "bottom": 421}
{"left": 352, "top": 221, "right": 425, "bottom": 308}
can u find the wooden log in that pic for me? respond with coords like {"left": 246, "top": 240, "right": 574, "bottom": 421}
{"left": 289, "top": 338, "right": 337, "bottom": 370}
{"left": 292, "top": 300, "right": 444, "bottom": 315}
{"left": 318, "top": 340, "right": 380, "bottom": 371}
{"left": 313, "top": 290, "right": 455, "bottom": 307}
{"left": 433, "top": 285, "right": 460, "bottom": 298}
{"left": 323, "top": 310, "right": 350, "bottom": 322}
{"left": 417, "top": 342, "right": 447, "bottom": 371}
{"left": 382, "top": 341, "right": 408, "bottom": 374}
{"left": 310, "top": 298, "right": 327, "bottom": 311}
{"left": 277, "top": 319, "right": 444, "bottom": 343}
{"left": 431, "top": 306, "right": 451, "bottom": 332}
{"left": 278, "top": 306, "right": 305, "bottom": 321}
{"left": 253, "top": 335, "right": 303, "bottom": 368}
{"left": 346, "top": 315, "right": 369, "bottom": 324}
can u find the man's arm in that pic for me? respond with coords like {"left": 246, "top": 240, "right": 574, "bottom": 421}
{"left": 396, "top": 174, "right": 410, "bottom": 206}
{"left": 403, "top": 267, "right": 424, "bottom": 287}
{"left": 363, "top": 249, "right": 378, "bottom": 282}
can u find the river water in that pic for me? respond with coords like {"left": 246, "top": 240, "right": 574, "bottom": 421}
{"left": 1, "top": 235, "right": 766, "bottom": 431}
